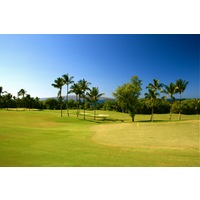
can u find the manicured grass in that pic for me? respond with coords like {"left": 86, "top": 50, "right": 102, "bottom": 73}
{"left": 0, "top": 109, "right": 199, "bottom": 166}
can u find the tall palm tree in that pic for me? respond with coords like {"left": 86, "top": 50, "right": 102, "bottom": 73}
{"left": 78, "top": 79, "right": 91, "bottom": 120}
{"left": 176, "top": 79, "right": 189, "bottom": 120}
{"left": 162, "top": 82, "right": 177, "bottom": 120}
{"left": 52, "top": 77, "right": 64, "bottom": 117}
{"left": 146, "top": 79, "right": 163, "bottom": 92}
{"left": 145, "top": 89, "right": 159, "bottom": 121}
{"left": 69, "top": 83, "right": 83, "bottom": 117}
{"left": 62, "top": 74, "right": 74, "bottom": 117}
{"left": 18, "top": 89, "right": 26, "bottom": 109}
{"left": 145, "top": 79, "right": 163, "bottom": 121}
{"left": 86, "top": 87, "right": 104, "bottom": 120}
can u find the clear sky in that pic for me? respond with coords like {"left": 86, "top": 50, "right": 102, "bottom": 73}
{"left": 0, "top": 34, "right": 199, "bottom": 99}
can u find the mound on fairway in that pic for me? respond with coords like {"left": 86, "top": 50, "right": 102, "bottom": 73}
{"left": 92, "top": 121, "right": 199, "bottom": 149}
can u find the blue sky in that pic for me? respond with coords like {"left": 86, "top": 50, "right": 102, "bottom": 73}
{"left": 0, "top": 34, "right": 199, "bottom": 99}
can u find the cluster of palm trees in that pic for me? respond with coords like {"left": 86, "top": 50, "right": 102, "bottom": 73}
{"left": 0, "top": 87, "right": 40, "bottom": 110}
{"left": 145, "top": 79, "right": 189, "bottom": 121}
{"left": 52, "top": 74, "right": 104, "bottom": 119}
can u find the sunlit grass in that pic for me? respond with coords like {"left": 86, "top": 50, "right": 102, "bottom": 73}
{"left": 0, "top": 109, "right": 199, "bottom": 166}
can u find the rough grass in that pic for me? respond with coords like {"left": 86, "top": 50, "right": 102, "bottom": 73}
{"left": 0, "top": 109, "right": 199, "bottom": 166}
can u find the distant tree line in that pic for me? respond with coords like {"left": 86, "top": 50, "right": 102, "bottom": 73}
{"left": 102, "top": 98, "right": 200, "bottom": 115}
{"left": 0, "top": 87, "right": 42, "bottom": 110}
{"left": 1, "top": 75, "right": 199, "bottom": 122}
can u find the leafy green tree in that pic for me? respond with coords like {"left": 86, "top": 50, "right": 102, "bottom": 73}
{"left": 0, "top": 86, "right": 3, "bottom": 108}
{"left": 3, "top": 93, "right": 12, "bottom": 110}
{"left": 86, "top": 87, "right": 104, "bottom": 120}
{"left": 69, "top": 83, "right": 83, "bottom": 117}
{"left": 113, "top": 76, "right": 142, "bottom": 122}
{"left": 78, "top": 79, "right": 91, "bottom": 120}
{"left": 68, "top": 99, "right": 76, "bottom": 109}
{"left": 52, "top": 77, "right": 64, "bottom": 117}
{"left": 0, "top": 86, "right": 2, "bottom": 97}
{"left": 18, "top": 89, "right": 26, "bottom": 109}
{"left": 176, "top": 79, "right": 189, "bottom": 120}
{"left": 102, "top": 101, "right": 116, "bottom": 111}
{"left": 145, "top": 79, "right": 163, "bottom": 121}
{"left": 162, "top": 82, "right": 178, "bottom": 120}
{"left": 45, "top": 98, "right": 58, "bottom": 110}
{"left": 193, "top": 99, "right": 200, "bottom": 115}
{"left": 62, "top": 74, "right": 74, "bottom": 117}
{"left": 34, "top": 97, "right": 41, "bottom": 109}
{"left": 25, "top": 94, "right": 30, "bottom": 110}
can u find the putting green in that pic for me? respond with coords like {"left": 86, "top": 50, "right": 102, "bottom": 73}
{"left": 92, "top": 120, "right": 199, "bottom": 150}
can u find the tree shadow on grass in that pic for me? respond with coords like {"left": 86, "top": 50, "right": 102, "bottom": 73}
{"left": 137, "top": 120, "right": 170, "bottom": 123}
{"left": 87, "top": 117, "right": 124, "bottom": 124}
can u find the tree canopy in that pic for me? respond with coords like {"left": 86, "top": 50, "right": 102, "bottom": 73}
{"left": 113, "top": 76, "right": 142, "bottom": 122}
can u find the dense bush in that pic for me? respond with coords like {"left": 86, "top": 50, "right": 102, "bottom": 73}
{"left": 102, "top": 98, "right": 199, "bottom": 115}
{"left": 172, "top": 99, "right": 200, "bottom": 115}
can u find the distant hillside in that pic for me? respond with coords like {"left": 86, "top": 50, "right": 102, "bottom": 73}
{"left": 39, "top": 95, "right": 115, "bottom": 102}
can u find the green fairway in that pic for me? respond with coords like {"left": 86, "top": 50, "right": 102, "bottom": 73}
{"left": 0, "top": 109, "right": 199, "bottom": 166}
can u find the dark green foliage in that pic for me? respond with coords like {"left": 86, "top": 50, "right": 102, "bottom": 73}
{"left": 102, "top": 101, "right": 116, "bottom": 111}
{"left": 137, "top": 98, "right": 170, "bottom": 114}
{"left": 176, "top": 79, "right": 189, "bottom": 119}
{"left": 172, "top": 99, "right": 200, "bottom": 115}
{"left": 113, "top": 76, "right": 142, "bottom": 122}
{"left": 44, "top": 98, "right": 59, "bottom": 110}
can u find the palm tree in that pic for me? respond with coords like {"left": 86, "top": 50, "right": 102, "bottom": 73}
{"left": 86, "top": 87, "right": 104, "bottom": 120}
{"left": 162, "top": 82, "right": 178, "bottom": 120}
{"left": 146, "top": 79, "right": 163, "bottom": 92}
{"left": 52, "top": 77, "right": 64, "bottom": 117}
{"left": 145, "top": 89, "right": 159, "bottom": 121}
{"left": 69, "top": 83, "right": 83, "bottom": 117}
{"left": 145, "top": 79, "right": 163, "bottom": 122}
{"left": 176, "top": 79, "right": 189, "bottom": 120}
{"left": 18, "top": 89, "right": 26, "bottom": 109}
{"left": 78, "top": 79, "right": 91, "bottom": 120}
{"left": 62, "top": 74, "right": 74, "bottom": 117}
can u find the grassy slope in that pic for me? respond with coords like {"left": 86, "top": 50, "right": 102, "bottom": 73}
{"left": 0, "top": 109, "right": 199, "bottom": 166}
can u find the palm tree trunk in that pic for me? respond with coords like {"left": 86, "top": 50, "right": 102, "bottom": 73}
{"left": 178, "top": 94, "right": 182, "bottom": 120}
{"left": 60, "top": 98, "right": 63, "bottom": 117}
{"left": 169, "top": 98, "right": 173, "bottom": 121}
{"left": 77, "top": 95, "right": 80, "bottom": 117}
{"left": 169, "top": 109, "right": 172, "bottom": 120}
{"left": 23, "top": 94, "right": 25, "bottom": 110}
{"left": 83, "top": 92, "right": 86, "bottom": 120}
{"left": 67, "top": 85, "right": 69, "bottom": 117}
{"left": 61, "top": 104, "right": 63, "bottom": 117}
{"left": 150, "top": 101, "right": 154, "bottom": 122}
{"left": 94, "top": 102, "right": 96, "bottom": 120}
{"left": 75, "top": 95, "right": 78, "bottom": 117}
